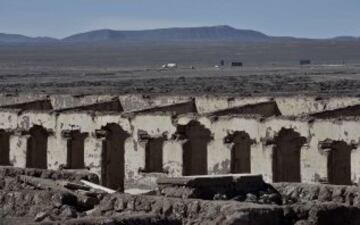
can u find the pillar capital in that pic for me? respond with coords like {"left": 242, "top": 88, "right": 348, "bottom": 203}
{"left": 94, "top": 129, "right": 108, "bottom": 139}
{"left": 61, "top": 130, "right": 73, "bottom": 139}
{"left": 260, "top": 137, "right": 275, "bottom": 146}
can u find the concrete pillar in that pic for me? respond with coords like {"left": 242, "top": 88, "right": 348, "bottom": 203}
{"left": 301, "top": 141, "right": 327, "bottom": 183}
{"left": 84, "top": 135, "right": 103, "bottom": 179}
{"left": 351, "top": 146, "right": 360, "bottom": 184}
{"left": 47, "top": 133, "right": 68, "bottom": 170}
{"left": 9, "top": 132, "right": 29, "bottom": 168}
{"left": 163, "top": 140, "right": 183, "bottom": 177}
{"left": 252, "top": 143, "right": 273, "bottom": 183}
{"left": 207, "top": 140, "right": 231, "bottom": 175}
{"left": 124, "top": 137, "right": 143, "bottom": 189}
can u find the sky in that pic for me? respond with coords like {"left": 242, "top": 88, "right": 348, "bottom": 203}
{"left": 0, "top": 0, "right": 360, "bottom": 39}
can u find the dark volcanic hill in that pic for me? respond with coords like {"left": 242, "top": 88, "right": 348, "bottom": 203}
{"left": 0, "top": 33, "right": 58, "bottom": 43}
{"left": 62, "top": 25, "right": 271, "bottom": 42}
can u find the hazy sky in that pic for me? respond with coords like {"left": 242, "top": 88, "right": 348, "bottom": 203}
{"left": 1, "top": 0, "right": 360, "bottom": 38}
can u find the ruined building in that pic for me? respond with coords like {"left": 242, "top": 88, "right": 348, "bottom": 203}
{"left": 0, "top": 94, "right": 359, "bottom": 191}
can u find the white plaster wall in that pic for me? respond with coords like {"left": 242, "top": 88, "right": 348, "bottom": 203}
{"left": 92, "top": 115, "right": 133, "bottom": 184}
{"left": 0, "top": 110, "right": 18, "bottom": 130}
{"left": 9, "top": 135, "right": 28, "bottom": 167}
{"left": 94, "top": 115, "right": 131, "bottom": 133}
{"left": 119, "top": 95, "right": 152, "bottom": 112}
{"left": 176, "top": 115, "right": 212, "bottom": 131}
{"left": 275, "top": 96, "right": 360, "bottom": 116}
{"left": 195, "top": 96, "right": 270, "bottom": 114}
{"left": 119, "top": 95, "right": 190, "bottom": 112}
{"left": 351, "top": 146, "right": 360, "bottom": 184}
{"left": 16, "top": 112, "right": 55, "bottom": 169}
{"left": 0, "top": 103, "right": 359, "bottom": 188}
{"left": 57, "top": 113, "right": 94, "bottom": 133}
{"left": 311, "top": 120, "right": 360, "bottom": 184}
{"left": 275, "top": 97, "right": 324, "bottom": 116}
{"left": 129, "top": 115, "right": 177, "bottom": 185}
{"left": 175, "top": 116, "right": 213, "bottom": 176}
{"left": 340, "top": 120, "right": 360, "bottom": 183}
{"left": 163, "top": 140, "right": 183, "bottom": 177}
{"left": 207, "top": 139, "right": 231, "bottom": 175}
{"left": 50, "top": 95, "right": 115, "bottom": 110}
{"left": 252, "top": 143, "right": 272, "bottom": 182}
{"left": 84, "top": 137, "right": 102, "bottom": 178}
{"left": 207, "top": 117, "right": 260, "bottom": 175}
{"left": 124, "top": 138, "right": 143, "bottom": 188}
{"left": 131, "top": 115, "right": 176, "bottom": 140}
{"left": 18, "top": 112, "right": 55, "bottom": 131}
{"left": 0, "top": 94, "right": 46, "bottom": 107}
{"left": 51, "top": 113, "right": 95, "bottom": 170}
{"left": 148, "top": 96, "right": 192, "bottom": 108}
{"left": 47, "top": 135, "right": 67, "bottom": 170}
{"left": 325, "top": 97, "right": 360, "bottom": 111}
{"left": 261, "top": 119, "right": 310, "bottom": 182}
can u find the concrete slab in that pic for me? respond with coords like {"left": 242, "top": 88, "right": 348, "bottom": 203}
{"left": 157, "top": 174, "right": 268, "bottom": 200}
{"left": 157, "top": 174, "right": 264, "bottom": 187}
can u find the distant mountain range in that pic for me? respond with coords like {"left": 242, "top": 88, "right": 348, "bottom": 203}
{"left": 0, "top": 33, "right": 57, "bottom": 43}
{"left": 0, "top": 25, "right": 359, "bottom": 44}
{"left": 62, "top": 25, "right": 269, "bottom": 42}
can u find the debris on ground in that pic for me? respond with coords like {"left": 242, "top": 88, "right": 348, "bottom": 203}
{"left": 2, "top": 167, "right": 360, "bottom": 225}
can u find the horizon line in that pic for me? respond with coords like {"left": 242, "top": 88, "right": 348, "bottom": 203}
{"left": 0, "top": 25, "right": 359, "bottom": 40}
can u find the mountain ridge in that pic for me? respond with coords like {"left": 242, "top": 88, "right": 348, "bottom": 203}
{"left": 0, "top": 25, "right": 359, "bottom": 43}
{"left": 0, "top": 33, "right": 58, "bottom": 43}
{"left": 62, "top": 25, "right": 270, "bottom": 42}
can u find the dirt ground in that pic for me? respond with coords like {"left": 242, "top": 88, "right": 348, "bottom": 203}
{"left": 1, "top": 42, "right": 360, "bottom": 96}
{"left": 1, "top": 65, "right": 360, "bottom": 96}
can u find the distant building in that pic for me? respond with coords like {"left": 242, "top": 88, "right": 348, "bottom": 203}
{"left": 231, "top": 62, "right": 243, "bottom": 67}
{"left": 300, "top": 60, "right": 311, "bottom": 65}
{"left": 162, "top": 63, "right": 177, "bottom": 69}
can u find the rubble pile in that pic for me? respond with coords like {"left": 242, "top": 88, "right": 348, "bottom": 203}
{"left": 2, "top": 167, "right": 360, "bottom": 225}
{"left": 156, "top": 174, "right": 282, "bottom": 204}
{"left": 0, "top": 167, "right": 104, "bottom": 224}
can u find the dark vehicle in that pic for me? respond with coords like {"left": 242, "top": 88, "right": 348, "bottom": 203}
{"left": 300, "top": 59, "right": 311, "bottom": 65}
{"left": 231, "top": 62, "right": 243, "bottom": 67}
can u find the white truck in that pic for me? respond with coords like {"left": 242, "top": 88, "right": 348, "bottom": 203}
{"left": 162, "top": 63, "right": 177, "bottom": 69}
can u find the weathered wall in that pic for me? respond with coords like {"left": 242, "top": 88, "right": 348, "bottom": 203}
{"left": 176, "top": 115, "right": 360, "bottom": 184}
{"left": 195, "top": 96, "right": 271, "bottom": 114}
{"left": 208, "top": 101, "right": 281, "bottom": 117}
{"left": 0, "top": 95, "right": 360, "bottom": 191}
{"left": 50, "top": 95, "right": 115, "bottom": 110}
{"left": 119, "top": 94, "right": 191, "bottom": 112}
{"left": 276, "top": 96, "right": 360, "bottom": 116}
{"left": 0, "top": 94, "right": 47, "bottom": 107}
{"left": 1, "top": 94, "right": 360, "bottom": 115}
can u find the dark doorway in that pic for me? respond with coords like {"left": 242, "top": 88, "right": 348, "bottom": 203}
{"left": 225, "top": 131, "right": 253, "bottom": 174}
{"left": 145, "top": 137, "right": 165, "bottom": 173}
{"left": 177, "top": 121, "right": 212, "bottom": 176}
{"left": 327, "top": 141, "right": 353, "bottom": 185}
{"left": 26, "top": 125, "right": 49, "bottom": 169}
{"left": 101, "top": 123, "right": 129, "bottom": 191}
{"left": 0, "top": 130, "right": 11, "bottom": 165}
{"left": 66, "top": 131, "right": 87, "bottom": 169}
{"left": 272, "top": 128, "right": 306, "bottom": 182}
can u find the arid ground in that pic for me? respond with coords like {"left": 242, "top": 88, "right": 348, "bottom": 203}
{"left": 1, "top": 41, "right": 360, "bottom": 96}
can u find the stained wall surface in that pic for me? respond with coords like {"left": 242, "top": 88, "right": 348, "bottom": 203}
{"left": 0, "top": 95, "right": 359, "bottom": 190}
